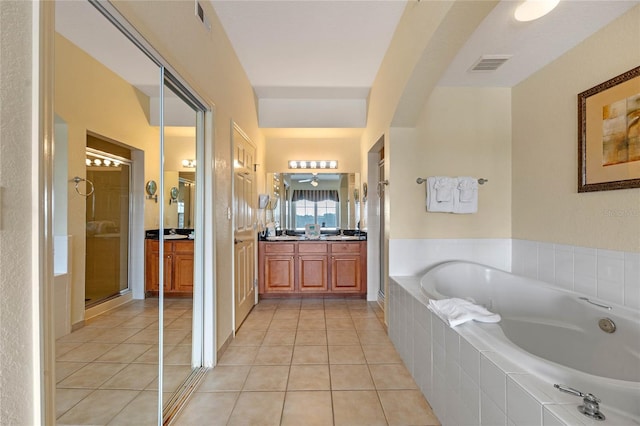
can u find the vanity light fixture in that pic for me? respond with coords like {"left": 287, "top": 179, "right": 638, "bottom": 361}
{"left": 514, "top": 0, "right": 560, "bottom": 22}
{"left": 288, "top": 160, "right": 338, "bottom": 169}
{"left": 182, "top": 159, "right": 196, "bottom": 168}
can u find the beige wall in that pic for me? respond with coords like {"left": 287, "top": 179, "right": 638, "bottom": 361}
{"left": 512, "top": 5, "right": 640, "bottom": 252}
{"left": 55, "top": 33, "right": 162, "bottom": 325}
{"left": 389, "top": 87, "right": 512, "bottom": 239}
{"left": 264, "top": 137, "right": 361, "bottom": 173}
{"left": 112, "top": 0, "right": 265, "bottom": 350}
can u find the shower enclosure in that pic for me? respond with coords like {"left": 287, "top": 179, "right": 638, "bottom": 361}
{"left": 84, "top": 145, "right": 131, "bottom": 307}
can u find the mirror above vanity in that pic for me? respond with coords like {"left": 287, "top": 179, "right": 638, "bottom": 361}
{"left": 265, "top": 172, "right": 360, "bottom": 231}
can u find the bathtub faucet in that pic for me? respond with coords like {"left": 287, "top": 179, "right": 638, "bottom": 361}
{"left": 554, "top": 384, "right": 605, "bottom": 421}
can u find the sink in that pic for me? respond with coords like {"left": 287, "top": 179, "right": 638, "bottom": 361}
{"left": 163, "top": 234, "right": 189, "bottom": 240}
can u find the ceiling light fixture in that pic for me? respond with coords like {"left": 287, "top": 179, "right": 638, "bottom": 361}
{"left": 288, "top": 160, "right": 338, "bottom": 170}
{"left": 182, "top": 159, "right": 196, "bottom": 168}
{"left": 514, "top": 0, "right": 560, "bottom": 22}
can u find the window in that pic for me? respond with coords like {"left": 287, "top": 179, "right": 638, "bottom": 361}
{"left": 294, "top": 199, "right": 338, "bottom": 229}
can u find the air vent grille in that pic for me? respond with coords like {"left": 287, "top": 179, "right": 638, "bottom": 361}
{"left": 195, "top": 1, "right": 211, "bottom": 31}
{"left": 469, "top": 55, "right": 512, "bottom": 72}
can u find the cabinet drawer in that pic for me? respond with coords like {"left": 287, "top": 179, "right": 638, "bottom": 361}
{"left": 299, "top": 242, "right": 328, "bottom": 254}
{"left": 330, "top": 242, "right": 361, "bottom": 254}
{"left": 264, "top": 243, "right": 295, "bottom": 254}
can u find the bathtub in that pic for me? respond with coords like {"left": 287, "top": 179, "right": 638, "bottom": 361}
{"left": 420, "top": 261, "right": 640, "bottom": 423}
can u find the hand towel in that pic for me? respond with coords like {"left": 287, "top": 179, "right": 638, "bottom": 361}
{"left": 426, "top": 176, "right": 454, "bottom": 213}
{"left": 453, "top": 177, "right": 478, "bottom": 214}
{"left": 427, "top": 297, "right": 501, "bottom": 327}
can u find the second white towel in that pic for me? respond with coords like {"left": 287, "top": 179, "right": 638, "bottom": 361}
{"left": 427, "top": 297, "right": 501, "bottom": 327}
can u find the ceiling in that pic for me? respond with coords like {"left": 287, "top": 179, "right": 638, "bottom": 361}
{"left": 55, "top": 0, "right": 639, "bottom": 129}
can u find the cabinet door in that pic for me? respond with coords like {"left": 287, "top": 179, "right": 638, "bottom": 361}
{"left": 299, "top": 255, "right": 328, "bottom": 292}
{"left": 145, "top": 240, "right": 172, "bottom": 293}
{"left": 173, "top": 252, "right": 194, "bottom": 293}
{"left": 330, "top": 255, "right": 361, "bottom": 293}
{"left": 264, "top": 255, "right": 295, "bottom": 292}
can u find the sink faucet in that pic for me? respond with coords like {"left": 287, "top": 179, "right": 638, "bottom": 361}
{"left": 169, "top": 228, "right": 176, "bottom": 235}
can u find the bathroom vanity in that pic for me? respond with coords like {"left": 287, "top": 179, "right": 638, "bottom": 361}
{"left": 258, "top": 238, "right": 367, "bottom": 297}
{"left": 145, "top": 232, "right": 194, "bottom": 297}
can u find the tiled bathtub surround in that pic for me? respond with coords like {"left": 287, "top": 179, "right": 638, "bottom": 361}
{"left": 512, "top": 239, "right": 640, "bottom": 310}
{"left": 388, "top": 277, "right": 638, "bottom": 426}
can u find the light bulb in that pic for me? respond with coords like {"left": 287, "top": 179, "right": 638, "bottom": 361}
{"left": 514, "top": 0, "right": 560, "bottom": 22}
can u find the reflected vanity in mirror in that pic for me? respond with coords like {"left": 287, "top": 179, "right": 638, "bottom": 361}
{"left": 265, "top": 172, "right": 360, "bottom": 231}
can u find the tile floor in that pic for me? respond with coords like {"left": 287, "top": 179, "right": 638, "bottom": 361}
{"left": 174, "top": 298, "right": 440, "bottom": 426}
{"left": 55, "top": 298, "right": 193, "bottom": 425}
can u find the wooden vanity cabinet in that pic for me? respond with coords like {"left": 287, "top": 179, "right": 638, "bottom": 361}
{"left": 298, "top": 243, "right": 329, "bottom": 293}
{"left": 145, "top": 239, "right": 194, "bottom": 297}
{"left": 258, "top": 240, "right": 366, "bottom": 297}
{"left": 330, "top": 243, "right": 363, "bottom": 293}
{"left": 259, "top": 243, "right": 296, "bottom": 293}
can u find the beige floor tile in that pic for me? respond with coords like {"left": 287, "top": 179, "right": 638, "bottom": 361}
{"left": 325, "top": 317, "right": 355, "bottom": 329}
{"left": 164, "top": 329, "right": 191, "bottom": 345}
{"left": 56, "top": 326, "right": 108, "bottom": 343}
{"left": 357, "top": 329, "right": 392, "bottom": 345}
{"left": 55, "top": 388, "right": 92, "bottom": 419}
{"left": 107, "top": 390, "right": 158, "bottom": 425}
{"left": 132, "top": 345, "right": 167, "bottom": 364}
{"left": 85, "top": 314, "right": 128, "bottom": 329}
{"left": 56, "top": 361, "right": 87, "bottom": 383}
{"left": 97, "top": 343, "right": 153, "bottom": 363}
{"left": 174, "top": 392, "right": 239, "bottom": 426}
{"left": 327, "top": 329, "right": 360, "bottom": 345}
{"left": 272, "top": 309, "right": 300, "bottom": 320}
{"left": 254, "top": 345, "right": 294, "bottom": 365}
{"left": 145, "top": 364, "right": 192, "bottom": 393}
{"left": 198, "top": 365, "right": 250, "bottom": 392}
{"left": 369, "top": 364, "right": 418, "bottom": 390}
{"left": 332, "top": 390, "right": 387, "bottom": 426}
{"left": 362, "top": 344, "right": 403, "bottom": 364}
{"left": 165, "top": 317, "right": 192, "bottom": 330}
{"left": 101, "top": 363, "right": 158, "bottom": 390}
{"left": 230, "top": 329, "right": 266, "bottom": 346}
{"left": 217, "top": 345, "right": 259, "bottom": 365}
{"left": 281, "top": 391, "right": 333, "bottom": 426}
{"left": 291, "top": 345, "right": 329, "bottom": 365}
{"left": 243, "top": 365, "right": 290, "bottom": 391}
{"left": 329, "top": 364, "right": 375, "bottom": 390}
{"left": 268, "top": 318, "right": 299, "bottom": 330}
{"left": 58, "top": 362, "right": 127, "bottom": 389}
{"left": 299, "top": 310, "right": 324, "bottom": 321}
{"left": 328, "top": 345, "right": 366, "bottom": 364}
{"left": 295, "top": 329, "right": 327, "bottom": 345}
{"left": 124, "top": 327, "right": 159, "bottom": 345}
{"left": 324, "top": 308, "right": 352, "bottom": 319}
{"left": 378, "top": 390, "right": 440, "bottom": 425}
{"left": 163, "top": 345, "right": 192, "bottom": 365}
{"left": 55, "top": 341, "right": 83, "bottom": 359}
{"left": 90, "top": 326, "right": 143, "bottom": 344}
{"left": 57, "top": 342, "right": 118, "bottom": 362}
{"left": 119, "top": 315, "right": 158, "bottom": 329}
{"left": 262, "top": 329, "right": 296, "bottom": 345}
{"left": 240, "top": 317, "right": 271, "bottom": 331}
{"left": 56, "top": 389, "right": 139, "bottom": 425}
{"left": 227, "top": 391, "right": 285, "bottom": 426}
{"left": 297, "top": 318, "right": 326, "bottom": 330}
{"left": 353, "top": 318, "right": 386, "bottom": 332}
{"left": 287, "top": 365, "right": 330, "bottom": 391}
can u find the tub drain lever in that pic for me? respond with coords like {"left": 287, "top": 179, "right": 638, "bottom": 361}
{"left": 554, "top": 384, "right": 605, "bottom": 421}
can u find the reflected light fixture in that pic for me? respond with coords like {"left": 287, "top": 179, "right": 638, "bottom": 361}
{"left": 514, "top": 0, "right": 560, "bottom": 22}
{"left": 289, "top": 160, "right": 338, "bottom": 169}
{"left": 182, "top": 159, "right": 196, "bottom": 168}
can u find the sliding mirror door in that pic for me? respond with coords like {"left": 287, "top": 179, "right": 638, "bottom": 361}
{"left": 54, "top": 1, "right": 207, "bottom": 424}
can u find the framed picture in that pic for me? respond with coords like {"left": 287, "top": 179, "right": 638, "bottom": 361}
{"left": 578, "top": 66, "right": 640, "bottom": 192}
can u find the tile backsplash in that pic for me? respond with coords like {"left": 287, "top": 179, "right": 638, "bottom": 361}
{"left": 512, "top": 239, "right": 640, "bottom": 310}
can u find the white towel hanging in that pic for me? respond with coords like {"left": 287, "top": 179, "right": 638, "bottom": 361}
{"left": 453, "top": 176, "right": 478, "bottom": 214}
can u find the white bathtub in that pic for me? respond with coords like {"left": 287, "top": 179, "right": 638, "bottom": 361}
{"left": 420, "top": 261, "right": 640, "bottom": 423}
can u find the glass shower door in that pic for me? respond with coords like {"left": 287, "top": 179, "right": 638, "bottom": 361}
{"left": 85, "top": 149, "right": 131, "bottom": 307}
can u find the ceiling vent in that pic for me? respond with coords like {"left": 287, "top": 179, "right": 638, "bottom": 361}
{"left": 195, "top": 1, "right": 211, "bottom": 31}
{"left": 469, "top": 55, "right": 512, "bottom": 72}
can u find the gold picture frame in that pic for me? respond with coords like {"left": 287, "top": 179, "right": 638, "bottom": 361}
{"left": 578, "top": 66, "right": 640, "bottom": 192}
